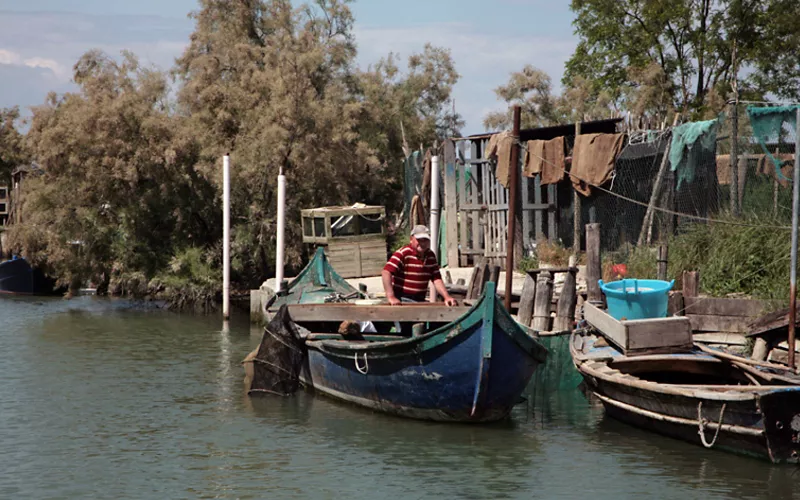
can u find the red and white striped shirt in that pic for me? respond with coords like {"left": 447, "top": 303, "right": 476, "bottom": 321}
{"left": 383, "top": 245, "right": 442, "bottom": 301}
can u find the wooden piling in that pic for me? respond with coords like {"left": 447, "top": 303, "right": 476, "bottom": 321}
{"left": 554, "top": 270, "right": 578, "bottom": 331}
{"left": 532, "top": 271, "right": 554, "bottom": 331}
{"left": 586, "top": 223, "right": 602, "bottom": 304}
{"left": 657, "top": 244, "right": 669, "bottom": 281}
{"left": 683, "top": 271, "right": 699, "bottom": 298}
{"left": 517, "top": 273, "right": 537, "bottom": 327}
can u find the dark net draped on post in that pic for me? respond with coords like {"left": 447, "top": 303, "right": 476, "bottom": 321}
{"left": 248, "top": 305, "right": 306, "bottom": 396}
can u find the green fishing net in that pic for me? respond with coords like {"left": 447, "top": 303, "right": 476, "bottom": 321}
{"left": 669, "top": 117, "right": 722, "bottom": 190}
{"left": 746, "top": 105, "right": 799, "bottom": 182}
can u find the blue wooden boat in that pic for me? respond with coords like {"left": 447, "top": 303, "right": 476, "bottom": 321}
{"left": 247, "top": 248, "right": 548, "bottom": 423}
{"left": 0, "top": 256, "right": 34, "bottom": 294}
{"left": 0, "top": 256, "right": 59, "bottom": 295}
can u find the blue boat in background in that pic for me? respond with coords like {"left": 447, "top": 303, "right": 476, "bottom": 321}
{"left": 246, "top": 248, "right": 548, "bottom": 423}
{"left": 0, "top": 256, "right": 59, "bottom": 295}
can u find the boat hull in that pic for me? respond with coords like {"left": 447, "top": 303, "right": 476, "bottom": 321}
{"left": 0, "top": 258, "right": 34, "bottom": 295}
{"left": 571, "top": 331, "right": 800, "bottom": 463}
{"left": 302, "top": 310, "right": 542, "bottom": 422}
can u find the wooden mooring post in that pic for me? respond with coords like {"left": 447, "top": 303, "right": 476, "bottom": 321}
{"left": 657, "top": 244, "right": 669, "bottom": 281}
{"left": 532, "top": 271, "right": 554, "bottom": 331}
{"left": 554, "top": 269, "right": 578, "bottom": 331}
{"left": 586, "top": 223, "right": 602, "bottom": 305}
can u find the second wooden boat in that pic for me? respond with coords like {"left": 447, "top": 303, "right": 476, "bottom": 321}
{"left": 572, "top": 303, "right": 800, "bottom": 464}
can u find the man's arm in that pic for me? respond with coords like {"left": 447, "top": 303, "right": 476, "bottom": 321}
{"left": 381, "top": 270, "right": 401, "bottom": 306}
{"left": 432, "top": 278, "right": 457, "bottom": 307}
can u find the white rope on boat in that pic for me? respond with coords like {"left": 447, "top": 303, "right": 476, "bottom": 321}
{"left": 354, "top": 352, "right": 369, "bottom": 375}
{"left": 697, "top": 401, "right": 728, "bottom": 448}
{"left": 592, "top": 392, "right": 762, "bottom": 437}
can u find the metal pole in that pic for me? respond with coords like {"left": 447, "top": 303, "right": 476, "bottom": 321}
{"left": 505, "top": 106, "right": 521, "bottom": 311}
{"left": 788, "top": 108, "right": 800, "bottom": 369}
{"left": 430, "top": 155, "right": 440, "bottom": 302}
{"left": 275, "top": 167, "right": 286, "bottom": 293}
{"left": 222, "top": 155, "right": 231, "bottom": 320}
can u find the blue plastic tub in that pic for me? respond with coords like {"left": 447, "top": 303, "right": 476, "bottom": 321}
{"left": 598, "top": 278, "right": 675, "bottom": 321}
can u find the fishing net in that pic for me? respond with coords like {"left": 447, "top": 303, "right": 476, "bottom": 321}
{"left": 747, "top": 105, "right": 799, "bottom": 182}
{"left": 247, "top": 305, "right": 306, "bottom": 396}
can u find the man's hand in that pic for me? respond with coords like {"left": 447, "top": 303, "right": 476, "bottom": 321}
{"left": 387, "top": 295, "right": 402, "bottom": 306}
{"left": 444, "top": 297, "right": 458, "bottom": 307}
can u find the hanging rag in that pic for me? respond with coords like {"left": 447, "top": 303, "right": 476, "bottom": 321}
{"left": 570, "top": 133, "right": 625, "bottom": 196}
{"left": 746, "top": 105, "right": 799, "bottom": 182}
{"left": 716, "top": 154, "right": 731, "bottom": 185}
{"left": 485, "top": 131, "right": 514, "bottom": 187}
{"left": 669, "top": 118, "right": 721, "bottom": 191}
{"left": 524, "top": 137, "right": 566, "bottom": 185}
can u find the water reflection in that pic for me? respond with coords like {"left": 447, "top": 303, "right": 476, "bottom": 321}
{"left": 3, "top": 296, "right": 800, "bottom": 499}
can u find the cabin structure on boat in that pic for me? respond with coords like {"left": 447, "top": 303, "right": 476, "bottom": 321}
{"left": 301, "top": 204, "right": 387, "bottom": 279}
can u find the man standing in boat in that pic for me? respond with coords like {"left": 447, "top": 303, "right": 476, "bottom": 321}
{"left": 382, "top": 225, "right": 457, "bottom": 306}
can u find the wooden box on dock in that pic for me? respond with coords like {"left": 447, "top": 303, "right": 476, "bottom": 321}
{"left": 584, "top": 302, "right": 693, "bottom": 355}
{"left": 301, "top": 205, "right": 387, "bottom": 279}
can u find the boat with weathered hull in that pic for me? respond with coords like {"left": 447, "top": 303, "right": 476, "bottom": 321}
{"left": 246, "top": 247, "right": 548, "bottom": 423}
{"left": 571, "top": 328, "right": 800, "bottom": 463}
{"left": 0, "top": 257, "right": 34, "bottom": 294}
{"left": 297, "top": 281, "right": 547, "bottom": 422}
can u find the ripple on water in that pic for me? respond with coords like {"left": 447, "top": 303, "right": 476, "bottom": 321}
{"left": 0, "top": 296, "right": 797, "bottom": 499}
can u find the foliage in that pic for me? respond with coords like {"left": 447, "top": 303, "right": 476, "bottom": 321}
{"left": 174, "top": 0, "right": 460, "bottom": 286}
{"left": 564, "top": 0, "right": 800, "bottom": 119}
{"left": 604, "top": 215, "right": 792, "bottom": 302}
{"left": 517, "top": 256, "right": 539, "bottom": 273}
{"left": 6, "top": 51, "right": 218, "bottom": 295}
{"left": 149, "top": 247, "right": 219, "bottom": 312}
{"left": 535, "top": 239, "right": 572, "bottom": 267}
{"left": 483, "top": 66, "right": 616, "bottom": 130}
{"left": 0, "top": 107, "right": 28, "bottom": 186}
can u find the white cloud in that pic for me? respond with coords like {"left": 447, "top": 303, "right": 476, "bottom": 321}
{"left": 0, "top": 10, "right": 192, "bottom": 111}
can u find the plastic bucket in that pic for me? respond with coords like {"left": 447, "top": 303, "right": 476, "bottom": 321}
{"left": 598, "top": 278, "right": 675, "bottom": 320}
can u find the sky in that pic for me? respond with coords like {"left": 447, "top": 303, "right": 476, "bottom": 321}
{"left": 0, "top": 0, "right": 579, "bottom": 133}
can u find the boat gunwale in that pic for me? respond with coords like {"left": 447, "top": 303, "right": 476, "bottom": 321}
{"left": 570, "top": 330, "right": 800, "bottom": 401}
{"left": 307, "top": 282, "right": 548, "bottom": 363}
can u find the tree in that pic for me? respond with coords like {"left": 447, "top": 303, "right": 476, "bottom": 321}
{"left": 0, "top": 107, "right": 27, "bottom": 186}
{"left": 174, "top": 0, "right": 460, "bottom": 284}
{"left": 564, "top": 0, "right": 800, "bottom": 118}
{"left": 483, "top": 66, "right": 615, "bottom": 130}
{"left": 7, "top": 51, "right": 216, "bottom": 294}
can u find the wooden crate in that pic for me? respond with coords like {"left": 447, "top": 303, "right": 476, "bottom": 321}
{"left": 325, "top": 239, "right": 387, "bottom": 278}
{"left": 584, "top": 302, "right": 694, "bottom": 355}
{"left": 301, "top": 205, "right": 387, "bottom": 278}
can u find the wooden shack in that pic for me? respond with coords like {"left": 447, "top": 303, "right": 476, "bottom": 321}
{"left": 0, "top": 185, "right": 8, "bottom": 227}
{"left": 301, "top": 205, "right": 387, "bottom": 278}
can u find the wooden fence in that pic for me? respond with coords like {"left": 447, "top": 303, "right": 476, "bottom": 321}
{"left": 444, "top": 138, "right": 558, "bottom": 269}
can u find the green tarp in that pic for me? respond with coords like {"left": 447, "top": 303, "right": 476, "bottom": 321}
{"left": 746, "top": 105, "right": 799, "bottom": 182}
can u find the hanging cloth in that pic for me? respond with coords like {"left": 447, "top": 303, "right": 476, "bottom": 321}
{"left": 570, "top": 133, "right": 625, "bottom": 196}
{"left": 669, "top": 118, "right": 721, "bottom": 191}
{"left": 747, "top": 105, "right": 799, "bottom": 182}
{"left": 485, "top": 131, "right": 513, "bottom": 187}
{"left": 524, "top": 137, "right": 566, "bottom": 185}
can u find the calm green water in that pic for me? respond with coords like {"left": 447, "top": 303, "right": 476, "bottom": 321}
{"left": 1, "top": 296, "right": 798, "bottom": 499}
